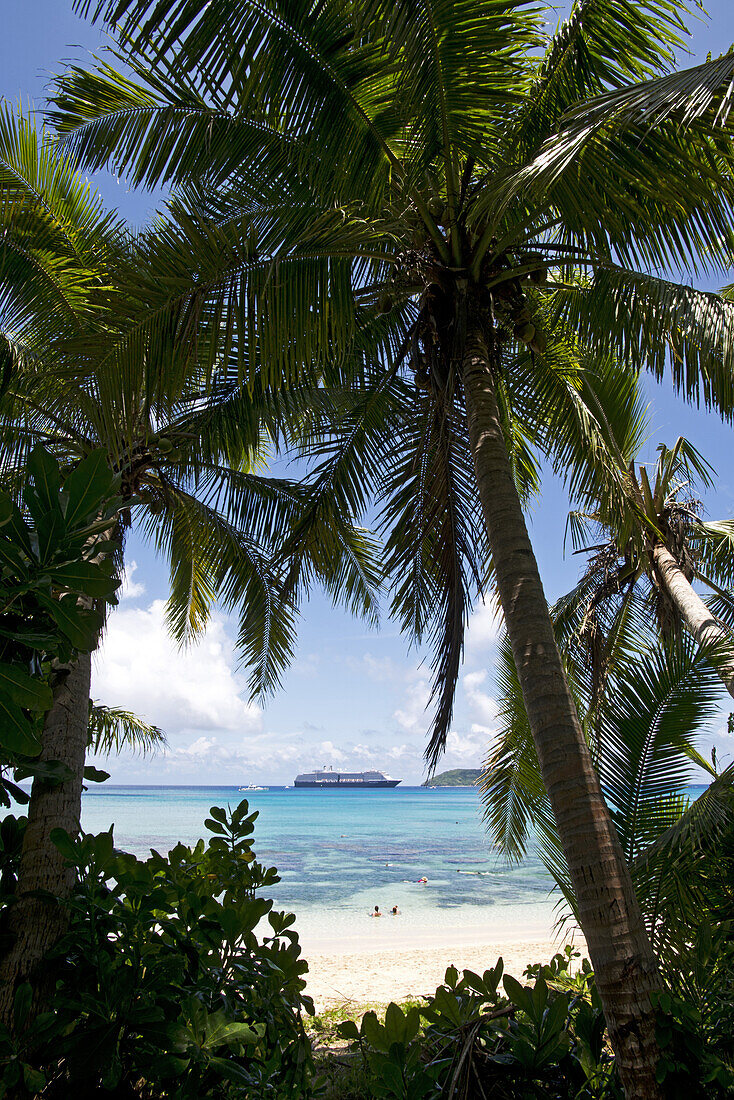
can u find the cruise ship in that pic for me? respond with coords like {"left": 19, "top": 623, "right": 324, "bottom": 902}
{"left": 294, "top": 766, "right": 401, "bottom": 789}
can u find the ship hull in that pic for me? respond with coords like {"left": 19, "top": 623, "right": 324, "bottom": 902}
{"left": 294, "top": 780, "right": 400, "bottom": 789}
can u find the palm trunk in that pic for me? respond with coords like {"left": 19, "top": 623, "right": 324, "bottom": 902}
{"left": 462, "top": 325, "right": 663, "bottom": 1100}
{"left": 653, "top": 543, "right": 734, "bottom": 697}
{"left": 0, "top": 651, "right": 91, "bottom": 1024}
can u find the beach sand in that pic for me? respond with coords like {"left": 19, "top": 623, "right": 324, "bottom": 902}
{"left": 304, "top": 937, "right": 587, "bottom": 1010}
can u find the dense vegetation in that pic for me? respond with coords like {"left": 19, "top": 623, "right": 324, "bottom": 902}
{"left": 0, "top": 801, "right": 314, "bottom": 1097}
{"left": 423, "top": 770, "right": 482, "bottom": 787}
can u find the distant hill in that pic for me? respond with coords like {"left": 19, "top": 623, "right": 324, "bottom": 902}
{"left": 423, "top": 768, "right": 482, "bottom": 787}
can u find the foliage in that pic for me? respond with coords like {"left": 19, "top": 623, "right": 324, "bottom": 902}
{"left": 0, "top": 104, "right": 381, "bottom": 707}
{"left": 87, "top": 701, "right": 166, "bottom": 757}
{"left": 421, "top": 770, "right": 481, "bottom": 787}
{"left": 337, "top": 949, "right": 622, "bottom": 1099}
{"left": 482, "top": 623, "right": 733, "bottom": 923}
{"left": 0, "top": 444, "right": 122, "bottom": 803}
{"left": 336, "top": 948, "right": 734, "bottom": 1098}
{"left": 651, "top": 809, "right": 734, "bottom": 1094}
{"left": 0, "top": 800, "right": 315, "bottom": 1097}
{"left": 482, "top": 629, "right": 734, "bottom": 1092}
{"left": 558, "top": 434, "right": 734, "bottom": 704}
{"left": 652, "top": 924, "right": 734, "bottom": 1098}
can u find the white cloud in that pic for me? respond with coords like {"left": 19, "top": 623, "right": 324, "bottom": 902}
{"left": 119, "top": 560, "right": 145, "bottom": 600}
{"left": 92, "top": 600, "right": 262, "bottom": 735}
{"left": 291, "top": 653, "right": 321, "bottom": 676}
{"left": 444, "top": 729, "right": 488, "bottom": 761}
{"left": 317, "top": 740, "right": 348, "bottom": 763}
{"left": 462, "top": 669, "right": 498, "bottom": 727}
{"left": 394, "top": 677, "right": 430, "bottom": 733}
{"left": 463, "top": 670, "right": 487, "bottom": 692}
{"left": 465, "top": 597, "right": 502, "bottom": 652}
{"left": 345, "top": 653, "right": 404, "bottom": 682}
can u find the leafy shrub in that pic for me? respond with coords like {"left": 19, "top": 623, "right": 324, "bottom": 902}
{"left": 0, "top": 445, "right": 122, "bottom": 804}
{"left": 0, "top": 800, "right": 315, "bottom": 1097}
{"left": 338, "top": 947, "right": 621, "bottom": 1099}
{"left": 338, "top": 941, "right": 734, "bottom": 1099}
{"left": 653, "top": 920, "right": 734, "bottom": 1098}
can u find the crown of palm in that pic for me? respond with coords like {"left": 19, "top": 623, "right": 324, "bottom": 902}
{"left": 51, "top": 0, "right": 734, "bottom": 395}
{"left": 42, "top": 0, "right": 734, "bottom": 761}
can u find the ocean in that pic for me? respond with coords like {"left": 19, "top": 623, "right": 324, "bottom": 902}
{"left": 11, "top": 783, "right": 708, "bottom": 955}
{"left": 77, "top": 784, "right": 560, "bottom": 952}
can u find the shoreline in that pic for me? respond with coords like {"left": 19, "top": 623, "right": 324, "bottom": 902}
{"left": 303, "top": 934, "right": 587, "bottom": 1011}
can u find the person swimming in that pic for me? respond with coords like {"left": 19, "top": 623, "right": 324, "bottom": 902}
{"left": 370, "top": 905, "right": 382, "bottom": 917}
{"left": 391, "top": 905, "right": 400, "bottom": 915}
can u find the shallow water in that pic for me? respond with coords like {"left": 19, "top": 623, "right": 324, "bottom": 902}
{"left": 78, "top": 784, "right": 558, "bottom": 950}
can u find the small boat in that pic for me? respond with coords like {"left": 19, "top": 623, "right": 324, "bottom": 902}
{"left": 238, "top": 784, "right": 268, "bottom": 791}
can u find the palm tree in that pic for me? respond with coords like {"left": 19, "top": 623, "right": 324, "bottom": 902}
{"left": 48, "top": 2, "right": 734, "bottom": 1090}
{"left": 0, "top": 106, "right": 379, "bottom": 1018}
{"left": 558, "top": 436, "right": 734, "bottom": 705}
{"left": 483, "top": 625, "right": 734, "bottom": 983}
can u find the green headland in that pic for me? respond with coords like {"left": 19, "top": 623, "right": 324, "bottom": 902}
{"left": 423, "top": 768, "right": 482, "bottom": 787}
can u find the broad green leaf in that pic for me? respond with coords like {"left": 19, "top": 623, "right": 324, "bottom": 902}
{"left": 503, "top": 974, "right": 534, "bottom": 1017}
{"left": 13, "top": 984, "right": 32, "bottom": 1032}
{"left": 51, "top": 561, "right": 120, "bottom": 599}
{"left": 0, "top": 624, "right": 60, "bottom": 651}
{"left": 207, "top": 1056, "right": 254, "bottom": 1082}
{"left": 89, "top": 829, "right": 114, "bottom": 865}
{"left": 14, "top": 760, "right": 73, "bottom": 785}
{"left": 83, "top": 765, "right": 111, "bottom": 783}
{"left": 23, "top": 1067, "right": 46, "bottom": 1093}
{"left": 0, "top": 501, "right": 33, "bottom": 560}
{"left": 0, "top": 662, "right": 52, "bottom": 711}
{"left": 62, "top": 450, "right": 115, "bottom": 528}
{"left": 27, "top": 446, "right": 62, "bottom": 515}
{"left": 37, "top": 593, "right": 103, "bottom": 650}
{"left": 50, "top": 828, "right": 79, "bottom": 862}
{"left": 1, "top": 777, "right": 30, "bottom": 804}
{"left": 0, "top": 699, "right": 41, "bottom": 755}
{"left": 361, "top": 1011, "right": 387, "bottom": 1052}
{"left": 0, "top": 535, "right": 28, "bottom": 573}
{"left": 384, "top": 1002, "right": 406, "bottom": 1044}
{"left": 204, "top": 1017, "right": 261, "bottom": 1049}
{"left": 0, "top": 494, "right": 13, "bottom": 526}
{"left": 36, "top": 509, "right": 66, "bottom": 565}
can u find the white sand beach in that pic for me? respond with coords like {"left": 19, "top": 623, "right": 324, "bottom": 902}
{"left": 304, "top": 935, "right": 587, "bottom": 1010}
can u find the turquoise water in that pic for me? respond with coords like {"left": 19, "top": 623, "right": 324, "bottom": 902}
{"left": 15, "top": 783, "right": 707, "bottom": 953}
{"left": 78, "top": 785, "right": 558, "bottom": 951}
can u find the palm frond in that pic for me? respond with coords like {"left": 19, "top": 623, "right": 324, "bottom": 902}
{"left": 547, "top": 268, "right": 734, "bottom": 417}
{"left": 88, "top": 701, "right": 166, "bottom": 755}
{"left": 510, "top": 0, "right": 695, "bottom": 162}
{"left": 481, "top": 631, "right": 549, "bottom": 863}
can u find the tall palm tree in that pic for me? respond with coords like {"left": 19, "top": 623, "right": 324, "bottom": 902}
{"left": 48, "top": 2, "right": 734, "bottom": 1090}
{"left": 0, "top": 106, "right": 379, "bottom": 1018}
{"left": 558, "top": 436, "right": 734, "bottom": 705}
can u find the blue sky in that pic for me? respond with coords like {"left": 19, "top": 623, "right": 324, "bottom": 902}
{"left": 3, "top": 1, "right": 734, "bottom": 784}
